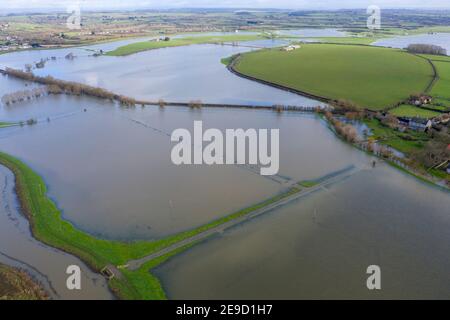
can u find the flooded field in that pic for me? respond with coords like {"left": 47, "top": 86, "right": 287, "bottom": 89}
{"left": 373, "top": 33, "right": 450, "bottom": 54}
{"left": 0, "top": 33, "right": 449, "bottom": 300}
{"left": 0, "top": 95, "right": 367, "bottom": 240}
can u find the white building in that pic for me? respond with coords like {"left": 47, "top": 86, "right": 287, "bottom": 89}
{"left": 281, "top": 44, "right": 301, "bottom": 51}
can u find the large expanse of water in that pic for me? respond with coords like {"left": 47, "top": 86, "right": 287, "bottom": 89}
{"left": 0, "top": 96, "right": 367, "bottom": 240}
{"left": 0, "top": 32, "right": 449, "bottom": 300}
{"left": 0, "top": 39, "right": 320, "bottom": 107}
{"left": 373, "top": 33, "right": 450, "bottom": 55}
{"left": 0, "top": 165, "right": 113, "bottom": 300}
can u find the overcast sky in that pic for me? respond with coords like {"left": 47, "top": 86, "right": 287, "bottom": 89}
{"left": 2, "top": 0, "right": 450, "bottom": 10}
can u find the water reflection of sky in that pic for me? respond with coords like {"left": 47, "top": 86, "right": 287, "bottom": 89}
{"left": 0, "top": 38, "right": 323, "bottom": 107}
{"left": 277, "top": 28, "right": 347, "bottom": 38}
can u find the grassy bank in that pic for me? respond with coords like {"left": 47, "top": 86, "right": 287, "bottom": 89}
{"left": 364, "top": 118, "right": 429, "bottom": 154}
{"left": 0, "top": 151, "right": 303, "bottom": 299}
{"left": 430, "top": 60, "right": 450, "bottom": 105}
{"left": 106, "top": 34, "right": 265, "bottom": 56}
{"left": 233, "top": 44, "right": 433, "bottom": 110}
{"left": 0, "top": 264, "right": 48, "bottom": 300}
{"left": 314, "top": 36, "right": 382, "bottom": 45}
{"left": 0, "top": 122, "right": 17, "bottom": 128}
{"left": 323, "top": 113, "right": 449, "bottom": 187}
{"left": 221, "top": 54, "right": 238, "bottom": 66}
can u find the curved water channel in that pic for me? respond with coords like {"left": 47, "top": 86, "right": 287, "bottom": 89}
{"left": 0, "top": 165, "right": 113, "bottom": 300}
{"left": 0, "top": 31, "right": 449, "bottom": 299}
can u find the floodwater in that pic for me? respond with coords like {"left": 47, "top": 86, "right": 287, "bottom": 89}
{"left": 0, "top": 96, "right": 367, "bottom": 240}
{"left": 0, "top": 34, "right": 449, "bottom": 300}
{"left": 277, "top": 28, "right": 347, "bottom": 38}
{"left": 373, "top": 33, "right": 450, "bottom": 55}
{"left": 0, "top": 165, "right": 113, "bottom": 300}
{"left": 0, "top": 39, "right": 321, "bottom": 107}
{"left": 155, "top": 164, "right": 450, "bottom": 299}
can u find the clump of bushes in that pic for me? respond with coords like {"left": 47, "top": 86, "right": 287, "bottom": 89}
{"left": 324, "top": 111, "right": 358, "bottom": 143}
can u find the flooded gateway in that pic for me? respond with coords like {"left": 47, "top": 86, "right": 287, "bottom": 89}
{"left": 0, "top": 32, "right": 449, "bottom": 300}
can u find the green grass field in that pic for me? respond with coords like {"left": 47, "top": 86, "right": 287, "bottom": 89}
{"left": 389, "top": 104, "right": 441, "bottom": 118}
{"left": 233, "top": 44, "right": 434, "bottom": 110}
{"left": 414, "top": 55, "right": 450, "bottom": 108}
{"left": 0, "top": 264, "right": 48, "bottom": 300}
{"left": 107, "top": 34, "right": 265, "bottom": 56}
{"left": 430, "top": 60, "right": 450, "bottom": 102}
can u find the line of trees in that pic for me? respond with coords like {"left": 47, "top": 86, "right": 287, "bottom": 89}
{"left": 406, "top": 44, "right": 447, "bottom": 56}
{"left": 188, "top": 100, "right": 203, "bottom": 109}
{"left": 412, "top": 128, "right": 450, "bottom": 168}
{"left": 3, "top": 68, "right": 137, "bottom": 107}
{"left": 1, "top": 87, "right": 48, "bottom": 105}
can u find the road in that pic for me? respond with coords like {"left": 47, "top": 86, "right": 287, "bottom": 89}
{"left": 126, "top": 165, "right": 360, "bottom": 270}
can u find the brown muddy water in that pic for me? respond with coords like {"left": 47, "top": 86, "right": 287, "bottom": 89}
{"left": 0, "top": 35, "right": 449, "bottom": 299}
{"left": 155, "top": 165, "right": 450, "bottom": 299}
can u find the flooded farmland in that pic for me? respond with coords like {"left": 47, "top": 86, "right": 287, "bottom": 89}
{"left": 373, "top": 33, "right": 450, "bottom": 54}
{"left": 155, "top": 164, "right": 450, "bottom": 299}
{"left": 0, "top": 33, "right": 449, "bottom": 300}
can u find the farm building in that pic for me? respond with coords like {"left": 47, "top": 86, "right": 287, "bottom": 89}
{"left": 281, "top": 45, "right": 301, "bottom": 51}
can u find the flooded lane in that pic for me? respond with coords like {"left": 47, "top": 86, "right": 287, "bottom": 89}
{"left": 155, "top": 164, "right": 450, "bottom": 299}
{"left": 0, "top": 165, "right": 113, "bottom": 300}
{"left": 0, "top": 33, "right": 449, "bottom": 300}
